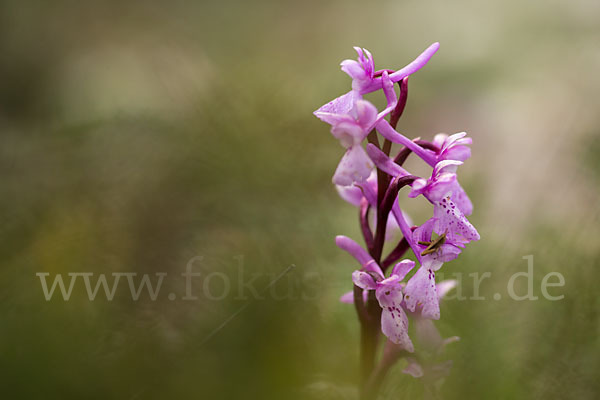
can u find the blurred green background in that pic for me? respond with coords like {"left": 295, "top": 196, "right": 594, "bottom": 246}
{"left": 1, "top": 0, "right": 599, "bottom": 399}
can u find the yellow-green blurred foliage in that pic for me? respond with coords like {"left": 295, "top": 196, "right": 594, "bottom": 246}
{"left": 0, "top": 0, "right": 599, "bottom": 399}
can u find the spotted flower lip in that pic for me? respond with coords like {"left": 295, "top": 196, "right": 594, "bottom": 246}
{"left": 433, "top": 195, "right": 479, "bottom": 243}
{"left": 410, "top": 179, "right": 479, "bottom": 245}
{"left": 404, "top": 277, "right": 458, "bottom": 324}
{"left": 404, "top": 266, "right": 439, "bottom": 319}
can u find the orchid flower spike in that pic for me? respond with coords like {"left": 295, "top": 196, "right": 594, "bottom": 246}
{"left": 316, "top": 43, "right": 479, "bottom": 396}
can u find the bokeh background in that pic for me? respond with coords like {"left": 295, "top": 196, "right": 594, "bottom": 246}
{"left": 1, "top": 0, "right": 599, "bottom": 399}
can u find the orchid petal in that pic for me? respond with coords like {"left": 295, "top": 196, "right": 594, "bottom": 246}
{"left": 404, "top": 266, "right": 440, "bottom": 320}
{"left": 339, "top": 291, "right": 355, "bottom": 304}
{"left": 433, "top": 196, "right": 480, "bottom": 243}
{"left": 381, "top": 71, "right": 397, "bottom": 109}
{"left": 414, "top": 318, "right": 443, "bottom": 349}
{"left": 408, "top": 178, "right": 428, "bottom": 198}
{"left": 335, "top": 236, "right": 384, "bottom": 276}
{"left": 433, "top": 133, "right": 448, "bottom": 148}
{"left": 368, "top": 71, "right": 399, "bottom": 129}
{"left": 452, "top": 182, "right": 473, "bottom": 216}
{"left": 335, "top": 184, "right": 363, "bottom": 207}
{"left": 330, "top": 120, "right": 367, "bottom": 148}
{"left": 438, "top": 132, "right": 472, "bottom": 163}
{"left": 381, "top": 306, "right": 413, "bottom": 351}
{"left": 433, "top": 160, "right": 463, "bottom": 176}
{"left": 442, "top": 336, "right": 460, "bottom": 347}
{"left": 442, "top": 132, "right": 468, "bottom": 150}
{"left": 427, "top": 173, "right": 457, "bottom": 201}
{"left": 340, "top": 289, "right": 369, "bottom": 304}
{"left": 391, "top": 259, "right": 416, "bottom": 281}
{"left": 402, "top": 358, "right": 424, "bottom": 378}
{"left": 360, "top": 42, "right": 440, "bottom": 94}
{"left": 365, "top": 143, "right": 409, "bottom": 177}
{"left": 413, "top": 219, "right": 435, "bottom": 244}
{"left": 388, "top": 42, "right": 440, "bottom": 83}
{"left": 355, "top": 178, "right": 378, "bottom": 208}
{"left": 332, "top": 145, "right": 374, "bottom": 186}
{"left": 352, "top": 270, "right": 378, "bottom": 290}
{"left": 436, "top": 280, "right": 458, "bottom": 300}
{"left": 444, "top": 145, "right": 471, "bottom": 162}
{"left": 422, "top": 257, "right": 444, "bottom": 272}
{"left": 376, "top": 279, "right": 414, "bottom": 351}
{"left": 314, "top": 91, "right": 360, "bottom": 126}
{"left": 340, "top": 60, "right": 365, "bottom": 81}
{"left": 437, "top": 244, "right": 462, "bottom": 262}
{"left": 353, "top": 99, "right": 378, "bottom": 130}
{"left": 361, "top": 48, "right": 374, "bottom": 77}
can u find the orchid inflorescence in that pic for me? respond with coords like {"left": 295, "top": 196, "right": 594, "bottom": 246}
{"left": 314, "top": 43, "right": 480, "bottom": 397}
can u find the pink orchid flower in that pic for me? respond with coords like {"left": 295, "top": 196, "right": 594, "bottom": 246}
{"left": 341, "top": 43, "right": 440, "bottom": 94}
{"left": 336, "top": 235, "right": 415, "bottom": 351}
{"left": 314, "top": 73, "right": 397, "bottom": 186}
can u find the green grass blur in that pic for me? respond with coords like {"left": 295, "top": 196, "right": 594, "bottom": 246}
{"left": 0, "top": 0, "right": 599, "bottom": 399}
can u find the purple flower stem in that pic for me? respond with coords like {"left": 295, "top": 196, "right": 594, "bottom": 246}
{"left": 359, "top": 290, "right": 381, "bottom": 399}
{"left": 354, "top": 284, "right": 368, "bottom": 324}
{"left": 357, "top": 175, "right": 416, "bottom": 400}
{"left": 389, "top": 77, "right": 409, "bottom": 129}
{"left": 354, "top": 84, "right": 418, "bottom": 400}
{"left": 365, "top": 346, "right": 410, "bottom": 397}
{"left": 367, "top": 130, "right": 380, "bottom": 149}
{"left": 372, "top": 175, "right": 417, "bottom": 263}
{"left": 359, "top": 199, "right": 375, "bottom": 254}
{"left": 381, "top": 237, "right": 411, "bottom": 270}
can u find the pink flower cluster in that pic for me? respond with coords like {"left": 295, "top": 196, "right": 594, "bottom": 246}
{"left": 314, "top": 43, "right": 479, "bottom": 385}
